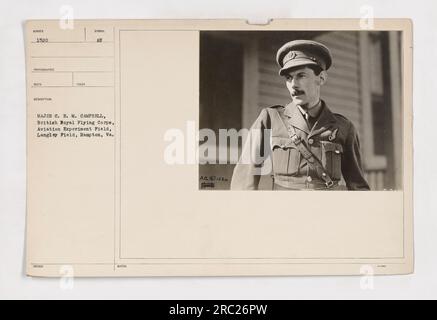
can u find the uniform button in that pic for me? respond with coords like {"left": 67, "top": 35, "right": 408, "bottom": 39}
{"left": 308, "top": 138, "right": 314, "bottom": 145}
{"left": 322, "top": 173, "right": 327, "bottom": 177}
{"left": 335, "top": 150, "right": 340, "bottom": 154}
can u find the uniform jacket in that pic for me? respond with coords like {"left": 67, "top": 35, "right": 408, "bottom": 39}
{"left": 230, "top": 100, "right": 370, "bottom": 190}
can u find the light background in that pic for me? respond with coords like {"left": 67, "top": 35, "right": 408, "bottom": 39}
{"left": 0, "top": 0, "right": 435, "bottom": 299}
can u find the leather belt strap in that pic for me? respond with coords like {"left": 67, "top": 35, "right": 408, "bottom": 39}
{"left": 274, "top": 179, "right": 339, "bottom": 190}
{"left": 267, "top": 107, "right": 335, "bottom": 189}
{"left": 288, "top": 133, "right": 334, "bottom": 188}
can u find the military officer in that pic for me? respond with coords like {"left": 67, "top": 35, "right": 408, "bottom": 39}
{"left": 230, "top": 40, "right": 370, "bottom": 190}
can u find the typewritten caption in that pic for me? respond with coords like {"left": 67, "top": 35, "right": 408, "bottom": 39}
{"left": 35, "top": 113, "right": 114, "bottom": 139}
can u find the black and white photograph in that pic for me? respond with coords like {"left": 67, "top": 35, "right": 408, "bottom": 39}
{"left": 2, "top": 0, "right": 436, "bottom": 301}
{"left": 199, "top": 30, "right": 402, "bottom": 191}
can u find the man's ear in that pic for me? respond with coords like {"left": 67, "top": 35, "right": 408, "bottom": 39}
{"left": 318, "top": 70, "right": 328, "bottom": 86}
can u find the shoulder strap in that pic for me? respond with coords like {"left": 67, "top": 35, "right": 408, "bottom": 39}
{"left": 265, "top": 107, "right": 288, "bottom": 135}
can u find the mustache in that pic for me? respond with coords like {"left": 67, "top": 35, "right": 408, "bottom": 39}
{"left": 291, "top": 90, "right": 305, "bottom": 96}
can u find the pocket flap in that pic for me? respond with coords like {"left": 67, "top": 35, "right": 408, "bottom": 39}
{"left": 321, "top": 141, "right": 343, "bottom": 153}
{"left": 271, "top": 136, "right": 295, "bottom": 149}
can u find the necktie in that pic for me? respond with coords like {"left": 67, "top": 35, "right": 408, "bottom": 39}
{"left": 305, "top": 113, "right": 316, "bottom": 130}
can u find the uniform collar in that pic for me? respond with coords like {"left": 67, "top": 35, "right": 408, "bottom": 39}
{"left": 298, "top": 100, "right": 323, "bottom": 119}
{"left": 284, "top": 100, "right": 336, "bottom": 137}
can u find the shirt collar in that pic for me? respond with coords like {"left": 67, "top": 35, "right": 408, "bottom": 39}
{"left": 297, "top": 100, "right": 323, "bottom": 119}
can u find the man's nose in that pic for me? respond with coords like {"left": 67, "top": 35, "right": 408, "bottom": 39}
{"left": 291, "top": 78, "right": 299, "bottom": 89}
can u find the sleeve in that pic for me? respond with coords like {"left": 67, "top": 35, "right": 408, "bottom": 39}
{"left": 341, "top": 122, "right": 371, "bottom": 190}
{"left": 230, "top": 108, "right": 271, "bottom": 190}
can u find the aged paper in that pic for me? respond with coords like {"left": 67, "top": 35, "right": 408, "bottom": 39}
{"left": 25, "top": 19, "right": 413, "bottom": 276}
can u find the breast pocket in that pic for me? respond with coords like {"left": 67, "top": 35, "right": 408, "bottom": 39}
{"left": 271, "top": 137, "right": 300, "bottom": 175}
{"left": 320, "top": 141, "right": 343, "bottom": 180}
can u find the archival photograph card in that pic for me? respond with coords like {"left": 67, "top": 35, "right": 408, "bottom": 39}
{"left": 25, "top": 19, "right": 413, "bottom": 277}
